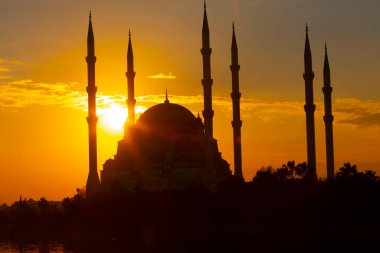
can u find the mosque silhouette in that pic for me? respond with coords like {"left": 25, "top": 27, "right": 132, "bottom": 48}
{"left": 84, "top": 4, "right": 335, "bottom": 197}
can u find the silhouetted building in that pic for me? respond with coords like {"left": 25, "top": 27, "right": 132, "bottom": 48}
{"left": 98, "top": 6, "right": 233, "bottom": 191}
{"left": 230, "top": 23, "right": 243, "bottom": 180}
{"left": 303, "top": 25, "right": 317, "bottom": 178}
{"left": 85, "top": 12, "right": 101, "bottom": 196}
{"left": 323, "top": 44, "right": 335, "bottom": 179}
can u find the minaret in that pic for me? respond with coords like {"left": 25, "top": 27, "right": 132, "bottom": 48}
{"left": 86, "top": 12, "right": 100, "bottom": 196}
{"left": 201, "top": 2, "right": 214, "bottom": 139}
{"left": 323, "top": 44, "right": 335, "bottom": 179}
{"left": 230, "top": 23, "right": 243, "bottom": 180}
{"left": 126, "top": 30, "right": 136, "bottom": 127}
{"left": 303, "top": 25, "right": 317, "bottom": 178}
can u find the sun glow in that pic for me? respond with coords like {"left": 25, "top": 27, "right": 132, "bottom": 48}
{"left": 98, "top": 103, "right": 147, "bottom": 133}
{"left": 98, "top": 104, "right": 127, "bottom": 132}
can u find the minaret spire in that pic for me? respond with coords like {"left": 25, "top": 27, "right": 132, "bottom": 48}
{"left": 165, "top": 88, "right": 169, "bottom": 103}
{"left": 303, "top": 24, "right": 317, "bottom": 179}
{"left": 87, "top": 12, "right": 94, "bottom": 56}
{"left": 230, "top": 23, "right": 243, "bottom": 180}
{"left": 304, "top": 24, "right": 312, "bottom": 72}
{"left": 324, "top": 43, "right": 330, "bottom": 83}
{"left": 323, "top": 44, "right": 335, "bottom": 179}
{"left": 201, "top": 1, "right": 214, "bottom": 139}
{"left": 126, "top": 29, "right": 136, "bottom": 129}
{"left": 86, "top": 12, "right": 100, "bottom": 196}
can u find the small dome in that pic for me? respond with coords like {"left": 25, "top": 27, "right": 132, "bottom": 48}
{"left": 103, "top": 158, "right": 115, "bottom": 170}
{"left": 136, "top": 102, "right": 198, "bottom": 138}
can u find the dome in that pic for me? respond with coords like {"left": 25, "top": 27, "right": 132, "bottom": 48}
{"left": 136, "top": 102, "right": 198, "bottom": 138}
{"left": 137, "top": 102, "right": 196, "bottom": 125}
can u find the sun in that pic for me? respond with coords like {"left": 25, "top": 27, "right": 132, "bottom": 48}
{"left": 97, "top": 102, "right": 147, "bottom": 133}
{"left": 99, "top": 104, "right": 128, "bottom": 133}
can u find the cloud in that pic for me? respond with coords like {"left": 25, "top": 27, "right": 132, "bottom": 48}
{"left": 146, "top": 73, "right": 176, "bottom": 79}
{"left": 6, "top": 60, "right": 27, "bottom": 65}
{"left": 338, "top": 113, "right": 380, "bottom": 128}
{"left": 334, "top": 98, "right": 380, "bottom": 128}
{"left": 0, "top": 58, "right": 27, "bottom": 66}
{"left": 134, "top": 94, "right": 306, "bottom": 122}
{"left": 135, "top": 95, "right": 380, "bottom": 128}
{"left": 0, "top": 78, "right": 142, "bottom": 112}
{"left": 0, "top": 79, "right": 83, "bottom": 108}
{"left": 0, "top": 57, "right": 28, "bottom": 80}
{"left": 136, "top": 94, "right": 202, "bottom": 104}
{"left": 0, "top": 67, "right": 10, "bottom": 72}
{"left": 1, "top": 79, "right": 379, "bottom": 129}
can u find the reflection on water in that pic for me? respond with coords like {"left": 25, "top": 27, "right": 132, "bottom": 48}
{"left": 0, "top": 241, "right": 64, "bottom": 252}
{"left": 0, "top": 239, "right": 121, "bottom": 253}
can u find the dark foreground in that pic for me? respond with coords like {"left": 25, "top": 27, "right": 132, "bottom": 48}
{"left": 1, "top": 168, "right": 380, "bottom": 252}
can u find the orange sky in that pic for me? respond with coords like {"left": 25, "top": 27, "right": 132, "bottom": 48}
{"left": 1, "top": 0, "right": 380, "bottom": 203}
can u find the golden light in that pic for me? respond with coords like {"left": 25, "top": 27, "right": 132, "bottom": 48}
{"left": 135, "top": 105, "right": 147, "bottom": 120}
{"left": 98, "top": 104, "right": 128, "bottom": 133}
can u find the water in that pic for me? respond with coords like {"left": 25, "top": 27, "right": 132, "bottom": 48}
{"left": 0, "top": 240, "right": 122, "bottom": 253}
{"left": 0, "top": 241, "right": 64, "bottom": 252}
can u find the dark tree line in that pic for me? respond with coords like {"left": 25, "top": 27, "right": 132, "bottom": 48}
{"left": 1, "top": 162, "right": 379, "bottom": 252}
{"left": 254, "top": 161, "right": 378, "bottom": 183}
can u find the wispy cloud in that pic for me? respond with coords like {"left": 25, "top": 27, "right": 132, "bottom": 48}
{"left": 134, "top": 94, "right": 306, "bottom": 123}
{"left": 135, "top": 95, "right": 380, "bottom": 128}
{"left": 0, "top": 58, "right": 27, "bottom": 66}
{"left": 146, "top": 73, "right": 176, "bottom": 79}
{"left": 339, "top": 113, "right": 380, "bottom": 128}
{"left": 6, "top": 60, "right": 27, "bottom": 65}
{"left": 0, "top": 67, "right": 10, "bottom": 72}
{"left": 0, "top": 79, "right": 83, "bottom": 108}
{"left": 0, "top": 57, "right": 28, "bottom": 79}
{"left": 334, "top": 98, "right": 380, "bottom": 128}
{"left": 136, "top": 94, "right": 202, "bottom": 104}
{"left": 0, "top": 78, "right": 144, "bottom": 112}
{"left": 1, "top": 79, "right": 379, "bottom": 129}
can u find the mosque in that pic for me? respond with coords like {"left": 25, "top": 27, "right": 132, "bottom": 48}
{"left": 85, "top": 5, "right": 244, "bottom": 196}
{"left": 85, "top": 4, "right": 336, "bottom": 196}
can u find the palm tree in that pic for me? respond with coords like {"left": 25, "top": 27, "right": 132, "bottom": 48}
{"left": 287, "top": 161, "right": 296, "bottom": 181}
{"left": 276, "top": 164, "right": 289, "bottom": 182}
{"left": 295, "top": 162, "right": 308, "bottom": 179}
{"left": 337, "top": 163, "right": 358, "bottom": 178}
{"left": 364, "top": 170, "right": 377, "bottom": 180}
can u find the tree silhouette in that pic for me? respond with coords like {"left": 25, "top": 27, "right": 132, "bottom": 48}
{"left": 287, "top": 161, "right": 295, "bottom": 181}
{"left": 38, "top": 197, "right": 49, "bottom": 210}
{"left": 252, "top": 166, "right": 278, "bottom": 185}
{"left": 337, "top": 162, "right": 358, "bottom": 178}
{"left": 252, "top": 161, "right": 314, "bottom": 184}
{"left": 295, "top": 162, "right": 308, "bottom": 178}
{"left": 336, "top": 162, "right": 378, "bottom": 182}
{"left": 276, "top": 164, "right": 289, "bottom": 182}
{"left": 363, "top": 170, "right": 378, "bottom": 180}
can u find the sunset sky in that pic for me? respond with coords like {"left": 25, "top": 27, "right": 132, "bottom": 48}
{"left": 1, "top": 0, "right": 379, "bottom": 203}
